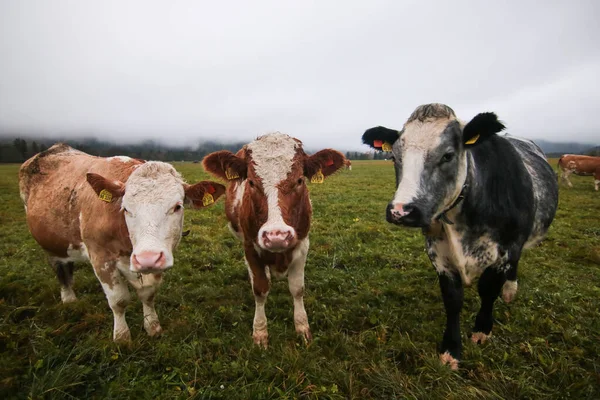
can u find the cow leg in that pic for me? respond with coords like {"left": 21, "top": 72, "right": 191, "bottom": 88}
{"left": 502, "top": 256, "right": 519, "bottom": 303}
{"left": 595, "top": 177, "right": 599, "bottom": 191}
{"left": 126, "top": 272, "right": 164, "bottom": 337}
{"left": 92, "top": 261, "right": 132, "bottom": 342}
{"left": 51, "top": 259, "right": 76, "bottom": 303}
{"left": 287, "top": 240, "right": 311, "bottom": 343}
{"left": 471, "top": 266, "right": 506, "bottom": 344}
{"left": 561, "top": 169, "right": 573, "bottom": 187}
{"left": 438, "top": 271, "right": 463, "bottom": 370}
{"left": 245, "top": 250, "right": 270, "bottom": 348}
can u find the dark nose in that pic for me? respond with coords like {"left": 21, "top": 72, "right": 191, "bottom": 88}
{"left": 386, "top": 202, "right": 423, "bottom": 226}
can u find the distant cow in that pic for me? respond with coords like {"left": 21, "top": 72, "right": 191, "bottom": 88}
{"left": 362, "top": 104, "right": 558, "bottom": 369}
{"left": 557, "top": 154, "right": 600, "bottom": 191}
{"left": 345, "top": 159, "right": 352, "bottom": 170}
{"left": 203, "top": 133, "right": 345, "bottom": 347}
{"left": 19, "top": 144, "right": 224, "bottom": 342}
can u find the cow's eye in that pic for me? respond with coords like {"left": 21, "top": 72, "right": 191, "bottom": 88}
{"left": 248, "top": 180, "right": 255, "bottom": 188}
{"left": 441, "top": 153, "right": 454, "bottom": 163}
{"left": 173, "top": 204, "right": 182, "bottom": 212}
{"left": 297, "top": 177, "right": 304, "bottom": 186}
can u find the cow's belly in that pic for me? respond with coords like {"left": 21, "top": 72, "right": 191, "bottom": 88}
{"left": 428, "top": 231, "right": 507, "bottom": 286}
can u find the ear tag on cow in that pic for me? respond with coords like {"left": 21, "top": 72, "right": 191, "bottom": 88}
{"left": 382, "top": 142, "right": 393, "bottom": 152}
{"left": 465, "top": 134, "right": 480, "bottom": 145}
{"left": 202, "top": 192, "right": 215, "bottom": 206}
{"left": 310, "top": 169, "right": 324, "bottom": 184}
{"left": 225, "top": 168, "right": 239, "bottom": 180}
{"left": 99, "top": 189, "right": 113, "bottom": 203}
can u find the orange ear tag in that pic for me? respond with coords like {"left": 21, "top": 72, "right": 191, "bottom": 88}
{"left": 225, "top": 168, "right": 239, "bottom": 180}
{"left": 465, "top": 134, "right": 480, "bottom": 145}
{"left": 99, "top": 189, "right": 113, "bottom": 203}
{"left": 202, "top": 192, "right": 215, "bottom": 206}
{"left": 382, "top": 142, "right": 393, "bottom": 152}
{"left": 373, "top": 139, "right": 383, "bottom": 148}
{"left": 310, "top": 169, "right": 324, "bottom": 184}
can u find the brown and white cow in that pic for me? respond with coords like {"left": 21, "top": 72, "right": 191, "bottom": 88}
{"left": 202, "top": 132, "right": 345, "bottom": 347}
{"left": 19, "top": 144, "right": 224, "bottom": 342}
{"left": 557, "top": 154, "right": 600, "bottom": 190}
{"left": 344, "top": 159, "right": 352, "bottom": 170}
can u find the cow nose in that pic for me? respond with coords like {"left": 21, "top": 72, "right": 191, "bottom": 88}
{"left": 386, "top": 203, "right": 422, "bottom": 225}
{"left": 132, "top": 251, "right": 166, "bottom": 271}
{"left": 262, "top": 229, "right": 295, "bottom": 251}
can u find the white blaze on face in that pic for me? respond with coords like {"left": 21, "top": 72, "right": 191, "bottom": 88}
{"left": 392, "top": 120, "right": 445, "bottom": 206}
{"left": 247, "top": 133, "right": 299, "bottom": 248}
{"left": 121, "top": 162, "right": 186, "bottom": 271}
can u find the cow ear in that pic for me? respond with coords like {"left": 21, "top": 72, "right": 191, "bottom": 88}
{"left": 304, "top": 149, "right": 346, "bottom": 181}
{"left": 184, "top": 181, "right": 226, "bottom": 209}
{"left": 86, "top": 173, "right": 125, "bottom": 203}
{"left": 362, "top": 126, "right": 400, "bottom": 151}
{"left": 462, "top": 112, "right": 506, "bottom": 147}
{"left": 202, "top": 150, "right": 247, "bottom": 182}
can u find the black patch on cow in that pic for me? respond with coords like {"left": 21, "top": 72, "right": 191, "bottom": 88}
{"left": 361, "top": 126, "right": 400, "bottom": 150}
{"left": 438, "top": 272, "right": 464, "bottom": 361}
{"left": 54, "top": 261, "right": 75, "bottom": 288}
{"left": 463, "top": 112, "right": 506, "bottom": 147}
{"left": 472, "top": 266, "right": 506, "bottom": 336}
{"left": 462, "top": 135, "right": 535, "bottom": 247}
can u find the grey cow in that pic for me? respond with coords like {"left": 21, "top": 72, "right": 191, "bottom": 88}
{"left": 362, "top": 103, "right": 558, "bottom": 369}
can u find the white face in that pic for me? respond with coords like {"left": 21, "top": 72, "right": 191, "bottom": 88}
{"left": 121, "top": 162, "right": 186, "bottom": 272}
{"left": 247, "top": 132, "right": 299, "bottom": 251}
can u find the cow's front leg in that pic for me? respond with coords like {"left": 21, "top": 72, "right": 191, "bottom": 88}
{"left": 245, "top": 249, "right": 270, "bottom": 348}
{"left": 472, "top": 266, "right": 506, "bottom": 344}
{"left": 125, "top": 269, "right": 164, "bottom": 337}
{"left": 92, "top": 260, "right": 132, "bottom": 342}
{"left": 288, "top": 239, "right": 311, "bottom": 343}
{"left": 438, "top": 271, "right": 463, "bottom": 370}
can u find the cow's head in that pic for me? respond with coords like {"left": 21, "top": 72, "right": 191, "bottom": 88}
{"left": 203, "top": 132, "right": 345, "bottom": 252}
{"left": 362, "top": 103, "right": 505, "bottom": 228}
{"left": 86, "top": 162, "right": 225, "bottom": 273}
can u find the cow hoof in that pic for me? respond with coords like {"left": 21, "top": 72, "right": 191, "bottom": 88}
{"left": 296, "top": 326, "right": 312, "bottom": 344}
{"left": 502, "top": 281, "right": 518, "bottom": 303}
{"left": 145, "top": 321, "right": 163, "bottom": 337}
{"left": 471, "top": 331, "right": 491, "bottom": 344}
{"left": 253, "top": 331, "right": 269, "bottom": 349}
{"left": 60, "top": 289, "right": 77, "bottom": 303}
{"left": 439, "top": 352, "right": 459, "bottom": 370}
{"left": 114, "top": 329, "right": 132, "bottom": 343}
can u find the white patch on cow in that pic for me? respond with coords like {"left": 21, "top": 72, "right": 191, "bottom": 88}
{"left": 439, "top": 351, "right": 459, "bottom": 370}
{"left": 392, "top": 151, "right": 425, "bottom": 205}
{"left": 228, "top": 180, "right": 245, "bottom": 241}
{"left": 247, "top": 133, "right": 299, "bottom": 247}
{"left": 107, "top": 156, "right": 133, "bottom": 162}
{"left": 60, "top": 287, "right": 77, "bottom": 303}
{"left": 94, "top": 261, "right": 132, "bottom": 342}
{"left": 471, "top": 331, "right": 491, "bottom": 344}
{"left": 595, "top": 179, "right": 599, "bottom": 191}
{"left": 121, "top": 162, "right": 186, "bottom": 270}
{"left": 502, "top": 280, "right": 518, "bottom": 303}
{"left": 66, "top": 243, "right": 89, "bottom": 262}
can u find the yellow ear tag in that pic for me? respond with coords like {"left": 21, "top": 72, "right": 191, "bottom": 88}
{"left": 465, "top": 134, "right": 480, "bottom": 145}
{"left": 99, "top": 189, "right": 113, "bottom": 203}
{"left": 382, "top": 142, "right": 393, "bottom": 152}
{"left": 202, "top": 192, "right": 214, "bottom": 206}
{"left": 225, "top": 168, "right": 239, "bottom": 180}
{"left": 310, "top": 169, "right": 324, "bottom": 184}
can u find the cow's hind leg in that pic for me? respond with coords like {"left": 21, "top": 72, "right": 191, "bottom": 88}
{"left": 438, "top": 271, "right": 463, "bottom": 370}
{"left": 92, "top": 261, "right": 132, "bottom": 343}
{"left": 502, "top": 256, "right": 519, "bottom": 303}
{"left": 471, "top": 266, "right": 506, "bottom": 344}
{"left": 52, "top": 259, "right": 76, "bottom": 303}
{"left": 287, "top": 240, "right": 311, "bottom": 343}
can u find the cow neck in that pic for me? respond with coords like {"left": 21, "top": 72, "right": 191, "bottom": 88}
{"left": 436, "top": 155, "right": 470, "bottom": 225}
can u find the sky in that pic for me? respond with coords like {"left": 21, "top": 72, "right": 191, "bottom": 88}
{"left": 0, "top": 0, "right": 598, "bottom": 151}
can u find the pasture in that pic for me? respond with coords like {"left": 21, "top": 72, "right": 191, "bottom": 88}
{"left": 0, "top": 159, "right": 599, "bottom": 399}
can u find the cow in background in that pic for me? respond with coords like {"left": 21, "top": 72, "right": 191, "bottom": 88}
{"left": 203, "top": 133, "right": 345, "bottom": 347}
{"left": 19, "top": 144, "right": 225, "bottom": 342}
{"left": 362, "top": 104, "right": 558, "bottom": 369}
{"left": 557, "top": 154, "right": 600, "bottom": 190}
{"left": 345, "top": 159, "right": 352, "bottom": 170}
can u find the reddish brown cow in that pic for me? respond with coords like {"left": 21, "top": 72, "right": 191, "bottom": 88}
{"left": 203, "top": 132, "right": 345, "bottom": 347}
{"left": 558, "top": 154, "right": 600, "bottom": 190}
{"left": 19, "top": 144, "right": 225, "bottom": 342}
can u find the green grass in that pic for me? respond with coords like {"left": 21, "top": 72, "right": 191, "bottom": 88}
{"left": 1, "top": 159, "right": 599, "bottom": 399}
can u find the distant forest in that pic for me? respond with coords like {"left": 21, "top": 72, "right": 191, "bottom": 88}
{"left": 0, "top": 136, "right": 598, "bottom": 163}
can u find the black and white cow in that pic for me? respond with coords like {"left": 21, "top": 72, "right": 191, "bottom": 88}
{"left": 362, "top": 103, "right": 558, "bottom": 369}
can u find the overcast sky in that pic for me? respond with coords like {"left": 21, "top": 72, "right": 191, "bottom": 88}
{"left": 0, "top": 1, "right": 598, "bottom": 151}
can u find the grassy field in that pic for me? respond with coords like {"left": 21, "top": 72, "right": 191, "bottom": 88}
{"left": 1, "top": 159, "right": 599, "bottom": 399}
